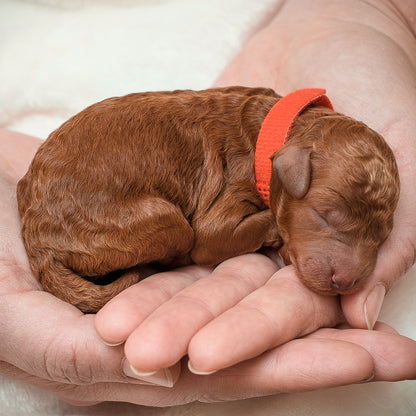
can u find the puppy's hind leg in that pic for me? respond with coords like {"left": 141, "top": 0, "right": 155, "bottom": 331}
{"left": 26, "top": 196, "right": 195, "bottom": 313}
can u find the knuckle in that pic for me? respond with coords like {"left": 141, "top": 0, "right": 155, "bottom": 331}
{"left": 44, "top": 335, "right": 94, "bottom": 385}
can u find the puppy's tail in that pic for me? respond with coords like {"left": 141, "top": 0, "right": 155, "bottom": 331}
{"left": 38, "top": 259, "right": 143, "bottom": 314}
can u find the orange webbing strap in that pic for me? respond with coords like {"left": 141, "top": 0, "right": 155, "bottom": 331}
{"left": 255, "top": 88, "right": 333, "bottom": 207}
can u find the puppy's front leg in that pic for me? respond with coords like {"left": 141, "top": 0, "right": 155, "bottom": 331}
{"left": 191, "top": 195, "right": 281, "bottom": 265}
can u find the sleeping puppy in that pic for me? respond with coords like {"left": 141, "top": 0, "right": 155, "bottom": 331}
{"left": 16, "top": 86, "right": 400, "bottom": 313}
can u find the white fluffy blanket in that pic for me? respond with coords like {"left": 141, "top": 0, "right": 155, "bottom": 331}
{"left": 1, "top": 1, "right": 415, "bottom": 414}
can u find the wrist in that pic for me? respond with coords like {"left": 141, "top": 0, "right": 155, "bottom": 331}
{"left": 0, "top": 129, "right": 41, "bottom": 181}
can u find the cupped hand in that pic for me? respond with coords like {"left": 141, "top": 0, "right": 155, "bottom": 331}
{"left": 96, "top": 255, "right": 341, "bottom": 375}
{"left": 3, "top": 0, "right": 416, "bottom": 406}
{"left": 3, "top": 151, "right": 415, "bottom": 408}
{"left": 95, "top": 253, "right": 416, "bottom": 400}
{"left": 213, "top": 0, "right": 416, "bottom": 328}
{"left": 1, "top": 130, "right": 415, "bottom": 407}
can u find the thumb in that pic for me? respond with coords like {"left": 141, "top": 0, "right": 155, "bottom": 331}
{"left": 0, "top": 290, "right": 133, "bottom": 384}
{"left": 341, "top": 231, "right": 415, "bottom": 329}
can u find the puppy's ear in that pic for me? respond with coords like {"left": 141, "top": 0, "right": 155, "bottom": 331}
{"left": 272, "top": 146, "right": 312, "bottom": 199}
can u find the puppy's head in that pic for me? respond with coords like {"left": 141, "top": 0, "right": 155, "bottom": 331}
{"left": 270, "top": 108, "right": 400, "bottom": 295}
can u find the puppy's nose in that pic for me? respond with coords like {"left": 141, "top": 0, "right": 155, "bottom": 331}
{"left": 330, "top": 275, "right": 356, "bottom": 292}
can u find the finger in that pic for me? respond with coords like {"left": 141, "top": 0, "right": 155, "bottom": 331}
{"left": 307, "top": 326, "right": 416, "bottom": 381}
{"left": 124, "top": 254, "right": 278, "bottom": 374}
{"left": 5, "top": 328, "right": 414, "bottom": 406}
{"left": 2, "top": 339, "right": 372, "bottom": 407}
{"left": 336, "top": 321, "right": 399, "bottom": 335}
{"left": 95, "top": 265, "right": 211, "bottom": 345}
{"left": 187, "top": 265, "right": 343, "bottom": 374}
{"left": 180, "top": 339, "right": 374, "bottom": 404}
{"left": 341, "top": 219, "right": 416, "bottom": 329}
{"left": 196, "top": 327, "right": 416, "bottom": 403}
{"left": 116, "top": 338, "right": 374, "bottom": 405}
{"left": 0, "top": 290, "right": 177, "bottom": 385}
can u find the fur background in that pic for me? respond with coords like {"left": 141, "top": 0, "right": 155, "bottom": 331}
{"left": 1, "top": 0, "right": 415, "bottom": 414}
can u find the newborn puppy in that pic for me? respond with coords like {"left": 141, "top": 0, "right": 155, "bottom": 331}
{"left": 16, "top": 86, "right": 400, "bottom": 313}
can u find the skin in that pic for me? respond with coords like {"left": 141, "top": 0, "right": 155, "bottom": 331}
{"left": 0, "top": 0, "right": 415, "bottom": 407}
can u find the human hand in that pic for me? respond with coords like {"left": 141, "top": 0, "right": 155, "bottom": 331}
{"left": 95, "top": 253, "right": 416, "bottom": 398}
{"left": 213, "top": 0, "right": 416, "bottom": 328}
{"left": 1, "top": 118, "right": 414, "bottom": 407}
{"left": 5, "top": 241, "right": 414, "bottom": 407}
{"left": 3, "top": 1, "right": 415, "bottom": 405}
{"left": 6, "top": 128, "right": 412, "bottom": 407}
{"left": 3, "top": 156, "right": 414, "bottom": 407}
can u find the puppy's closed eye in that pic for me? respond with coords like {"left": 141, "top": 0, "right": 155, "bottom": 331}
{"left": 311, "top": 208, "right": 344, "bottom": 229}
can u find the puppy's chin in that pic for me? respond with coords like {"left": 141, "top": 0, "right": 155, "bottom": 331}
{"left": 291, "top": 255, "right": 368, "bottom": 296}
{"left": 299, "top": 280, "right": 363, "bottom": 296}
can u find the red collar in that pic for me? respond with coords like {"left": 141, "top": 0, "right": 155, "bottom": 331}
{"left": 255, "top": 88, "right": 333, "bottom": 207}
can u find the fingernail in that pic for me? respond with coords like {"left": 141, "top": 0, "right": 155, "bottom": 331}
{"left": 357, "top": 371, "right": 375, "bottom": 384}
{"left": 188, "top": 360, "right": 217, "bottom": 375}
{"left": 122, "top": 360, "right": 174, "bottom": 388}
{"left": 103, "top": 340, "right": 124, "bottom": 347}
{"left": 364, "top": 284, "right": 386, "bottom": 330}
